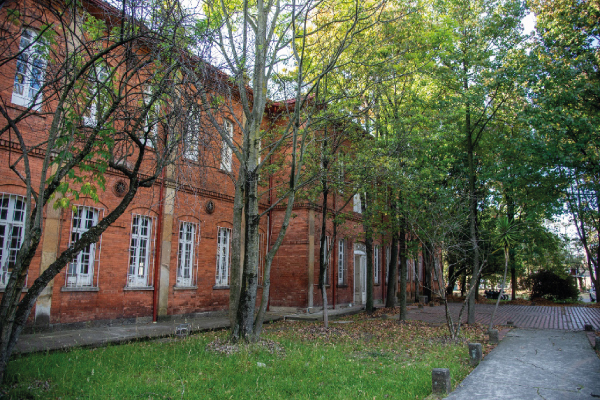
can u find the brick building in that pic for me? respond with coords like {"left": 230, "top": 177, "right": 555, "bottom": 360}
{"left": 0, "top": 0, "right": 429, "bottom": 329}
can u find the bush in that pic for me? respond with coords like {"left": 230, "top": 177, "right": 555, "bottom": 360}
{"left": 525, "top": 270, "right": 579, "bottom": 301}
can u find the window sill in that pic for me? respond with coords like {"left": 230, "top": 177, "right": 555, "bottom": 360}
{"left": 336, "top": 284, "right": 348, "bottom": 288}
{"left": 313, "top": 284, "right": 331, "bottom": 288}
{"left": 61, "top": 287, "right": 99, "bottom": 292}
{"left": 123, "top": 286, "right": 154, "bottom": 291}
{"left": 213, "top": 285, "right": 229, "bottom": 290}
{"left": 10, "top": 96, "right": 42, "bottom": 112}
{"left": 174, "top": 286, "right": 198, "bottom": 291}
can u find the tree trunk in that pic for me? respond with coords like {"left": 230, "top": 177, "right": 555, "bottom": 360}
{"left": 489, "top": 246, "right": 509, "bottom": 331}
{"left": 229, "top": 178, "right": 245, "bottom": 326}
{"left": 466, "top": 119, "right": 480, "bottom": 323}
{"left": 423, "top": 243, "right": 433, "bottom": 301}
{"left": 386, "top": 232, "right": 398, "bottom": 307}
{"left": 446, "top": 263, "right": 456, "bottom": 297}
{"left": 506, "top": 190, "right": 517, "bottom": 300}
{"left": 398, "top": 218, "right": 407, "bottom": 320}
{"left": 233, "top": 165, "right": 260, "bottom": 341}
{"left": 319, "top": 165, "right": 330, "bottom": 327}
{"left": 363, "top": 193, "right": 374, "bottom": 313}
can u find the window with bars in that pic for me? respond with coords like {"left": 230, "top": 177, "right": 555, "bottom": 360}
{"left": 221, "top": 119, "right": 233, "bottom": 172}
{"left": 12, "top": 30, "right": 47, "bottom": 110}
{"left": 66, "top": 206, "right": 100, "bottom": 288}
{"left": 127, "top": 215, "right": 153, "bottom": 288}
{"left": 0, "top": 194, "right": 26, "bottom": 288}
{"left": 337, "top": 239, "right": 345, "bottom": 285}
{"left": 374, "top": 245, "right": 380, "bottom": 284}
{"left": 215, "top": 227, "right": 231, "bottom": 286}
{"left": 177, "top": 222, "right": 198, "bottom": 287}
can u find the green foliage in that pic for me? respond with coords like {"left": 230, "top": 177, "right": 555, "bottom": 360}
{"left": 524, "top": 269, "right": 579, "bottom": 302}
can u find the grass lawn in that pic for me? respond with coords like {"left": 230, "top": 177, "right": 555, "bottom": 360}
{"left": 2, "top": 312, "right": 493, "bottom": 399}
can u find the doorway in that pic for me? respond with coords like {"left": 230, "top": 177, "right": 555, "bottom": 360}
{"left": 354, "top": 243, "right": 366, "bottom": 305}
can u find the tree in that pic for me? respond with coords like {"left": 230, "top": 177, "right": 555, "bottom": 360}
{"left": 433, "top": 0, "right": 526, "bottom": 323}
{"left": 525, "top": 0, "right": 600, "bottom": 302}
{"left": 0, "top": 0, "right": 210, "bottom": 382}
{"left": 488, "top": 216, "right": 516, "bottom": 330}
{"left": 203, "top": 0, "right": 389, "bottom": 342}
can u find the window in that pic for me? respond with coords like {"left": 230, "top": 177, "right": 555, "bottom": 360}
{"left": 12, "top": 30, "right": 46, "bottom": 110}
{"left": 221, "top": 119, "right": 233, "bottom": 172}
{"left": 83, "top": 66, "right": 109, "bottom": 127}
{"left": 353, "top": 193, "right": 362, "bottom": 213}
{"left": 0, "top": 194, "right": 26, "bottom": 288}
{"left": 215, "top": 227, "right": 231, "bottom": 286}
{"left": 183, "top": 109, "right": 200, "bottom": 161}
{"left": 127, "top": 215, "right": 153, "bottom": 287}
{"left": 66, "top": 206, "right": 100, "bottom": 288}
{"left": 142, "top": 87, "right": 158, "bottom": 148}
{"left": 177, "top": 222, "right": 198, "bottom": 287}
{"left": 374, "top": 245, "right": 380, "bottom": 284}
{"left": 337, "top": 239, "right": 345, "bottom": 285}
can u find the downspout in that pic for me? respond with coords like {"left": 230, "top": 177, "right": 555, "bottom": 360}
{"left": 152, "top": 167, "right": 165, "bottom": 323}
{"left": 332, "top": 192, "right": 337, "bottom": 308}
{"left": 266, "top": 156, "right": 273, "bottom": 312}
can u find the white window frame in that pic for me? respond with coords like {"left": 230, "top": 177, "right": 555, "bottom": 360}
{"left": 374, "top": 245, "right": 380, "bottom": 284}
{"left": 0, "top": 194, "right": 26, "bottom": 288}
{"left": 215, "top": 227, "right": 231, "bottom": 286}
{"left": 221, "top": 119, "right": 233, "bottom": 172}
{"left": 337, "top": 239, "right": 345, "bottom": 285}
{"left": 65, "top": 206, "right": 102, "bottom": 288}
{"left": 177, "top": 221, "right": 198, "bottom": 287}
{"left": 83, "top": 65, "right": 109, "bottom": 127}
{"left": 127, "top": 215, "right": 154, "bottom": 288}
{"left": 12, "top": 29, "right": 47, "bottom": 110}
{"left": 353, "top": 193, "right": 362, "bottom": 213}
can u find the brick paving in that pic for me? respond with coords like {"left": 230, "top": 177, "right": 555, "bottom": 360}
{"left": 404, "top": 303, "right": 600, "bottom": 330}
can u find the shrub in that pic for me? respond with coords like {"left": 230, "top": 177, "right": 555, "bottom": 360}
{"left": 525, "top": 270, "right": 579, "bottom": 301}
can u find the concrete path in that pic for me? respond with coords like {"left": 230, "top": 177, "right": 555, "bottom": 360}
{"left": 405, "top": 303, "right": 600, "bottom": 331}
{"left": 14, "top": 314, "right": 277, "bottom": 355}
{"left": 444, "top": 329, "right": 600, "bottom": 400}
{"left": 14, "top": 306, "right": 365, "bottom": 355}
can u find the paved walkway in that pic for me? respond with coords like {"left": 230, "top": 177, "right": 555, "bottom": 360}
{"left": 405, "top": 303, "right": 600, "bottom": 331}
{"left": 14, "top": 306, "right": 365, "bottom": 355}
{"left": 444, "top": 329, "right": 600, "bottom": 400}
{"left": 13, "top": 304, "right": 600, "bottom": 356}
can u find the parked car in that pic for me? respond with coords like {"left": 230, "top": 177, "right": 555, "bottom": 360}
{"left": 590, "top": 288, "right": 596, "bottom": 302}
